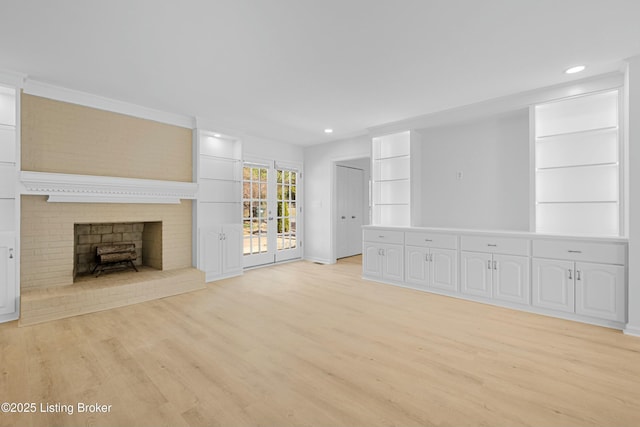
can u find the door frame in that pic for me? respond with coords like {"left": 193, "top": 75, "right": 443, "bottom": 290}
{"left": 242, "top": 156, "right": 303, "bottom": 268}
{"left": 331, "top": 156, "right": 371, "bottom": 264}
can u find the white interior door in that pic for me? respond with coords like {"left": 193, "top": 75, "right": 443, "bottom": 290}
{"left": 243, "top": 162, "right": 301, "bottom": 268}
{"left": 336, "top": 165, "right": 364, "bottom": 259}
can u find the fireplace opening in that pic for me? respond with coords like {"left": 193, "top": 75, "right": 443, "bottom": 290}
{"left": 73, "top": 221, "right": 163, "bottom": 280}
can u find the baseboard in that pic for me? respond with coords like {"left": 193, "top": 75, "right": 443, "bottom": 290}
{"left": 623, "top": 325, "right": 640, "bottom": 338}
{"left": 304, "top": 256, "right": 334, "bottom": 265}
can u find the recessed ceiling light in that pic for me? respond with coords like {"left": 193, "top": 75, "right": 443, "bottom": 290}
{"left": 213, "top": 133, "right": 222, "bottom": 138}
{"left": 565, "top": 65, "right": 586, "bottom": 74}
{"left": 324, "top": 128, "right": 333, "bottom": 134}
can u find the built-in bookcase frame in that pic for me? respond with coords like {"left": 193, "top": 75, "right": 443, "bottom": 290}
{"left": 533, "top": 89, "right": 623, "bottom": 237}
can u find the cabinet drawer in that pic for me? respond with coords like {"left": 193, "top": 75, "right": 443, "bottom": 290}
{"left": 461, "top": 235, "right": 530, "bottom": 256}
{"left": 533, "top": 240, "right": 626, "bottom": 265}
{"left": 363, "top": 229, "right": 404, "bottom": 245}
{"left": 405, "top": 232, "right": 457, "bottom": 249}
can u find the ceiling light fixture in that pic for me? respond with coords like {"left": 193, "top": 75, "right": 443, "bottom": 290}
{"left": 213, "top": 133, "right": 222, "bottom": 138}
{"left": 565, "top": 65, "right": 586, "bottom": 74}
{"left": 324, "top": 128, "right": 333, "bottom": 134}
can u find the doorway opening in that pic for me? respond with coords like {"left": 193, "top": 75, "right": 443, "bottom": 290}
{"left": 333, "top": 157, "right": 371, "bottom": 263}
{"left": 242, "top": 161, "right": 302, "bottom": 268}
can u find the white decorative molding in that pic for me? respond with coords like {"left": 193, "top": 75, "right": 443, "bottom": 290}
{"left": 0, "top": 69, "right": 26, "bottom": 87}
{"left": 23, "top": 79, "right": 195, "bottom": 129}
{"left": 21, "top": 171, "right": 197, "bottom": 204}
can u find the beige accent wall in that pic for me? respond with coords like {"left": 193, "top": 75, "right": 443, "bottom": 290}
{"left": 21, "top": 94, "right": 193, "bottom": 182}
{"left": 21, "top": 196, "right": 192, "bottom": 290}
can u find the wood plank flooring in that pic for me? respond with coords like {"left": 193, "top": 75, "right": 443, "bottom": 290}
{"left": 2, "top": 255, "right": 640, "bottom": 427}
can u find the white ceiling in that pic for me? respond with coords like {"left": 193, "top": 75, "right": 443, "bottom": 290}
{"left": 1, "top": 0, "right": 639, "bottom": 146}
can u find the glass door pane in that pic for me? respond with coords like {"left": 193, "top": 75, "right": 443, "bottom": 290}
{"left": 276, "top": 168, "right": 301, "bottom": 262}
{"left": 243, "top": 165, "right": 273, "bottom": 266}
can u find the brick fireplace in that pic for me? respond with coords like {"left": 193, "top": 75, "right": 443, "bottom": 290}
{"left": 18, "top": 93, "right": 204, "bottom": 325}
{"left": 74, "top": 221, "right": 162, "bottom": 277}
{"left": 19, "top": 190, "right": 203, "bottom": 326}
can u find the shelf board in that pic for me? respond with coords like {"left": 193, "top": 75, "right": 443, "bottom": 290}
{"left": 536, "top": 200, "right": 618, "bottom": 205}
{"left": 535, "top": 125, "right": 617, "bottom": 140}
{"left": 373, "top": 154, "right": 410, "bottom": 161}
{"left": 199, "top": 153, "right": 242, "bottom": 162}
{"left": 374, "top": 178, "right": 410, "bottom": 183}
{"left": 536, "top": 162, "right": 618, "bottom": 171}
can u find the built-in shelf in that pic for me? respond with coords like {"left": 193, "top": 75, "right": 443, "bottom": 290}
{"left": 536, "top": 162, "right": 618, "bottom": 171}
{"left": 535, "top": 125, "right": 618, "bottom": 140}
{"left": 372, "top": 131, "right": 418, "bottom": 227}
{"left": 534, "top": 89, "right": 620, "bottom": 236}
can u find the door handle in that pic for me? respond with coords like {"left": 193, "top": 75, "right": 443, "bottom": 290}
{"left": 487, "top": 260, "right": 491, "bottom": 270}
{"left": 268, "top": 217, "right": 274, "bottom": 221}
{"left": 9, "top": 248, "right": 13, "bottom": 259}
{"left": 351, "top": 216, "right": 356, "bottom": 219}
{"left": 493, "top": 260, "right": 497, "bottom": 270}
{"left": 341, "top": 216, "right": 346, "bottom": 219}
{"left": 576, "top": 270, "right": 581, "bottom": 281}
{"left": 568, "top": 269, "right": 572, "bottom": 280}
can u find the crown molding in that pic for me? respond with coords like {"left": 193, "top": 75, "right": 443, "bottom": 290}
{"left": 22, "top": 79, "right": 196, "bottom": 129}
{"left": 0, "top": 69, "right": 26, "bottom": 88}
{"left": 21, "top": 171, "right": 197, "bottom": 204}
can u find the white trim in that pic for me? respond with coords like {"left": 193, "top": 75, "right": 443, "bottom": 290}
{"left": 21, "top": 171, "right": 197, "bottom": 204}
{"left": 623, "top": 325, "right": 640, "bottom": 337}
{"left": 0, "top": 69, "right": 26, "bottom": 87}
{"left": 23, "top": 79, "right": 195, "bottom": 129}
{"left": 304, "top": 256, "right": 334, "bottom": 265}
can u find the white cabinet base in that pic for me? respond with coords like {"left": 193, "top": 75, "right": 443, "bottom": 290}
{"left": 364, "top": 226, "right": 627, "bottom": 331}
{"left": 0, "top": 233, "right": 17, "bottom": 320}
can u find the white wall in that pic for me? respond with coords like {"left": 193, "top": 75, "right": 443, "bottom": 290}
{"left": 304, "top": 135, "right": 370, "bottom": 263}
{"left": 243, "top": 135, "right": 304, "bottom": 165}
{"left": 417, "top": 109, "right": 530, "bottom": 231}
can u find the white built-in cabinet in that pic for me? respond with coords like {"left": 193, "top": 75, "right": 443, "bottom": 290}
{"left": 363, "top": 226, "right": 627, "bottom": 330}
{"left": 195, "top": 130, "right": 243, "bottom": 282}
{"left": 405, "top": 232, "right": 457, "bottom": 292}
{"left": 460, "top": 236, "right": 530, "bottom": 305}
{"left": 371, "top": 131, "right": 420, "bottom": 227}
{"left": 0, "top": 83, "right": 18, "bottom": 323}
{"left": 200, "top": 225, "right": 243, "bottom": 282}
{"left": 362, "top": 229, "right": 404, "bottom": 282}
{"left": 532, "top": 239, "right": 625, "bottom": 322}
{"left": 0, "top": 234, "right": 16, "bottom": 316}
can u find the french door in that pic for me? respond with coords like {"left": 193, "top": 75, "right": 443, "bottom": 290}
{"left": 243, "top": 162, "right": 301, "bottom": 268}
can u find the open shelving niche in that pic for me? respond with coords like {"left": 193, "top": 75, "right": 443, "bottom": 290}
{"left": 371, "top": 130, "right": 421, "bottom": 227}
{"left": 534, "top": 89, "right": 621, "bottom": 237}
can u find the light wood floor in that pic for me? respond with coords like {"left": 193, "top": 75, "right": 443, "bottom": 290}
{"left": 2, "top": 255, "right": 640, "bottom": 427}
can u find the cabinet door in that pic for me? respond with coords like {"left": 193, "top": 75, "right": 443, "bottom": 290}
{"left": 200, "top": 227, "right": 222, "bottom": 281}
{"left": 405, "top": 246, "right": 428, "bottom": 287}
{"left": 382, "top": 244, "right": 404, "bottom": 282}
{"left": 532, "top": 258, "right": 574, "bottom": 313}
{"left": 222, "top": 225, "right": 243, "bottom": 275}
{"left": 0, "top": 234, "right": 16, "bottom": 316}
{"left": 430, "top": 248, "right": 458, "bottom": 292}
{"left": 363, "top": 243, "right": 382, "bottom": 278}
{"left": 493, "top": 254, "right": 530, "bottom": 305}
{"left": 460, "top": 251, "right": 492, "bottom": 298}
{"left": 575, "top": 262, "right": 625, "bottom": 322}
